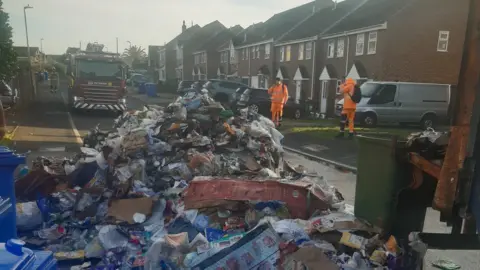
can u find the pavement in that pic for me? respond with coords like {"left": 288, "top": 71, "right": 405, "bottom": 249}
{"left": 8, "top": 79, "right": 478, "bottom": 269}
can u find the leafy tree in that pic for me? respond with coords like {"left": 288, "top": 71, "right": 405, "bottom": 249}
{"left": 0, "top": 1, "right": 18, "bottom": 81}
{"left": 122, "top": 45, "right": 147, "bottom": 65}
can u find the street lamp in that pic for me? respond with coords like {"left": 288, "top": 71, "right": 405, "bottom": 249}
{"left": 23, "top": 5, "right": 33, "bottom": 61}
{"left": 24, "top": 5, "right": 34, "bottom": 92}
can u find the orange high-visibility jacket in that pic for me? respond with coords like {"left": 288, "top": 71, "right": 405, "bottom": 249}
{"left": 268, "top": 84, "right": 289, "bottom": 104}
{"left": 342, "top": 78, "right": 357, "bottom": 110}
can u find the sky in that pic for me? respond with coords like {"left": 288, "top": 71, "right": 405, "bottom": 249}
{"left": 4, "top": 0, "right": 315, "bottom": 55}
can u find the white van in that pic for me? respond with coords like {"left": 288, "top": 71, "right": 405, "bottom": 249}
{"left": 335, "top": 81, "right": 451, "bottom": 129}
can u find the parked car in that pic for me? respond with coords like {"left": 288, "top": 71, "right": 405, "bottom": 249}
{"left": 0, "top": 81, "right": 18, "bottom": 109}
{"left": 230, "top": 86, "right": 248, "bottom": 111}
{"left": 236, "top": 87, "right": 304, "bottom": 119}
{"left": 335, "top": 81, "right": 451, "bottom": 129}
{"left": 127, "top": 73, "right": 148, "bottom": 87}
{"left": 203, "top": 79, "right": 248, "bottom": 104}
{"left": 177, "top": 80, "right": 198, "bottom": 95}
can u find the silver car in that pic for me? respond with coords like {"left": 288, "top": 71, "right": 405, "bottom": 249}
{"left": 0, "top": 81, "right": 18, "bottom": 109}
{"left": 336, "top": 81, "right": 451, "bottom": 129}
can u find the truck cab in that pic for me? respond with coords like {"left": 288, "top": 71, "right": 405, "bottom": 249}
{"left": 67, "top": 51, "right": 127, "bottom": 112}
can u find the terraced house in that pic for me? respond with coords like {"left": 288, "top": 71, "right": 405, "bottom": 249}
{"left": 273, "top": 0, "right": 364, "bottom": 116}
{"left": 235, "top": 0, "right": 332, "bottom": 88}
{"left": 158, "top": 21, "right": 201, "bottom": 85}
{"left": 318, "top": 0, "right": 469, "bottom": 116}
{"left": 176, "top": 21, "right": 226, "bottom": 81}
{"left": 191, "top": 25, "right": 243, "bottom": 81}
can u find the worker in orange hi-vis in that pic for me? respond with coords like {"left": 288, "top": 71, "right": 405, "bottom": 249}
{"left": 336, "top": 77, "right": 357, "bottom": 139}
{"left": 268, "top": 77, "right": 289, "bottom": 126}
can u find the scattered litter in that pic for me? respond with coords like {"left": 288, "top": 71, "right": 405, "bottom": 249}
{"left": 7, "top": 90, "right": 425, "bottom": 269}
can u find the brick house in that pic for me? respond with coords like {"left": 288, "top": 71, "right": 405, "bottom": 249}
{"left": 158, "top": 21, "right": 201, "bottom": 84}
{"left": 148, "top": 45, "right": 163, "bottom": 82}
{"left": 235, "top": 0, "right": 332, "bottom": 89}
{"left": 176, "top": 21, "right": 226, "bottom": 81}
{"left": 191, "top": 25, "right": 243, "bottom": 81}
{"left": 273, "top": 0, "right": 364, "bottom": 112}
{"left": 318, "top": 0, "right": 469, "bottom": 116}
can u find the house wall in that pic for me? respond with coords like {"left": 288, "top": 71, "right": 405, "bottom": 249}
{"left": 207, "top": 50, "right": 220, "bottom": 78}
{"left": 382, "top": 0, "right": 469, "bottom": 85}
{"left": 165, "top": 49, "right": 177, "bottom": 81}
{"left": 274, "top": 42, "right": 315, "bottom": 103}
{"left": 237, "top": 43, "right": 275, "bottom": 87}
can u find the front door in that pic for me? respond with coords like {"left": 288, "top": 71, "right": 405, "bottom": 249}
{"left": 320, "top": 80, "right": 328, "bottom": 114}
{"left": 295, "top": 80, "right": 301, "bottom": 103}
{"left": 251, "top": 76, "right": 259, "bottom": 88}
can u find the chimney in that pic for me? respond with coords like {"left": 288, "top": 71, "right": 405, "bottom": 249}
{"left": 182, "top": 20, "right": 186, "bottom": 32}
{"left": 333, "top": 0, "right": 337, "bottom": 10}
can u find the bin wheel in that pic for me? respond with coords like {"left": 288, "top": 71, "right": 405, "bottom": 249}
{"left": 420, "top": 114, "right": 436, "bottom": 130}
{"left": 362, "top": 112, "right": 377, "bottom": 127}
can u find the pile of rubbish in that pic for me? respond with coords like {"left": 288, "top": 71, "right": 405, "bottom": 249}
{"left": 14, "top": 91, "right": 421, "bottom": 269}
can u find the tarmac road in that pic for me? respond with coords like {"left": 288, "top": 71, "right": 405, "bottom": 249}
{"left": 10, "top": 80, "right": 478, "bottom": 269}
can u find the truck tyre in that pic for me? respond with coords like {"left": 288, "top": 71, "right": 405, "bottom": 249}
{"left": 362, "top": 112, "right": 377, "bottom": 127}
{"left": 420, "top": 114, "right": 436, "bottom": 130}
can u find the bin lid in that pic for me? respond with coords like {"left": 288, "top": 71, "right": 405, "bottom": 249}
{"left": 0, "top": 240, "right": 36, "bottom": 270}
{"left": 0, "top": 147, "right": 25, "bottom": 164}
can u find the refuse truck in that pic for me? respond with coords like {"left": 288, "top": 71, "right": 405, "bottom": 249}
{"left": 66, "top": 44, "right": 127, "bottom": 113}
{"left": 353, "top": 0, "right": 480, "bottom": 259}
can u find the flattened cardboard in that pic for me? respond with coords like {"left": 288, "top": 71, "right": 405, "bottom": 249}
{"left": 108, "top": 198, "right": 154, "bottom": 224}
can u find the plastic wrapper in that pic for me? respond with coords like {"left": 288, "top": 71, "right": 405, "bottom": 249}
{"left": 98, "top": 225, "right": 128, "bottom": 250}
{"left": 16, "top": 202, "right": 43, "bottom": 231}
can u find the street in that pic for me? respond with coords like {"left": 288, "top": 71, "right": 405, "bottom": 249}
{"left": 7, "top": 80, "right": 477, "bottom": 269}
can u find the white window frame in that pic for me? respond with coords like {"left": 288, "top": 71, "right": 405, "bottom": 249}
{"left": 265, "top": 44, "right": 271, "bottom": 59}
{"left": 298, "top": 43, "right": 304, "bottom": 60}
{"left": 280, "top": 46, "right": 285, "bottom": 62}
{"left": 286, "top": 45, "right": 291, "bottom": 61}
{"left": 246, "top": 48, "right": 249, "bottom": 59}
{"left": 305, "top": 42, "right": 312, "bottom": 60}
{"left": 337, "top": 38, "right": 344, "bottom": 58}
{"left": 255, "top": 46, "right": 260, "bottom": 59}
{"left": 242, "top": 49, "right": 245, "bottom": 60}
{"left": 356, "top": 33, "right": 365, "bottom": 56}
{"left": 327, "top": 40, "right": 335, "bottom": 58}
{"left": 367, "top": 32, "right": 377, "bottom": 55}
{"left": 194, "top": 54, "right": 199, "bottom": 64}
{"left": 437, "top": 31, "right": 449, "bottom": 52}
{"left": 251, "top": 47, "right": 255, "bottom": 59}
{"left": 220, "top": 52, "right": 224, "bottom": 63}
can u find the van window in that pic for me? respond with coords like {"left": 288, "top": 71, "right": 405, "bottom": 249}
{"left": 371, "top": 84, "right": 396, "bottom": 104}
{"left": 360, "top": 83, "right": 381, "bottom": 97}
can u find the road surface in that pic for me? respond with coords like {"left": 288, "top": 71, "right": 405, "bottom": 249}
{"left": 10, "top": 81, "right": 477, "bottom": 270}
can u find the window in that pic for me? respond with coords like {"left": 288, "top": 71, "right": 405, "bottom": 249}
{"left": 370, "top": 84, "right": 397, "bottom": 104}
{"left": 77, "top": 60, "right": 123, "bottom": 78}
{"left": 337, "top": 38, "right": 344, "bottom": 58}
{"left": 298, "top": 43, "right": 304, "bottom": 60}
{"left": 336, "top": 80, "right": 342, "bottom": 94}
{"left": 265, "top": 44, "right": 271, "bottom": 59}
{"left": 246, "top": 48, "right": 249, "bottom": 59}
{"left": 200, "top": 52, "right": 206, "bottom": 63}
{"left": 194, "top": 55, "right": 199, "bottom": 64}
{"left": 327, "top": 40, "right": 335, "bottom": 58}
{"left": 305, "top": 42, "right": 312, "bottom": 60}
{"left": 368, "top": 32, "right": 377, "bottom": 54}
{"left": 251, "top": 47, "right": 255, "bottom": 59}
{"left": 242, "top": 49, "right": 246, "bottom": 60}
{"left": 356, "top": 34, "right": 365, "bottom": 55}
{"left": 255, "top": 46, "right": 260, "bottom": 59}
{"left": 220, "top": 52, "right": 225, "bottom": 63}
{"left": 437, "top": 31, "right": 449, "bottom": 52}
{"left": 280, "top": 46, "right": 285, "bottom": 62}
{"left": 286, "top": 45, "right": 291, "bottom": 61}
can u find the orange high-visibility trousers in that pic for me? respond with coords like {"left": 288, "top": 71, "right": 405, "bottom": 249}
{"left": 271, "top": 103, "right": 283, "bottom": 125}
{"left": 340, "top": 109, "right": 355, "bottom": 133}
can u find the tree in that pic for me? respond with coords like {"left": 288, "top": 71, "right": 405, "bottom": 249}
{"left": 122, "top": 45, "right": 147, "bottom": 66}
{"left": 0, "top": 1, "right": 18, "bottom": 81}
